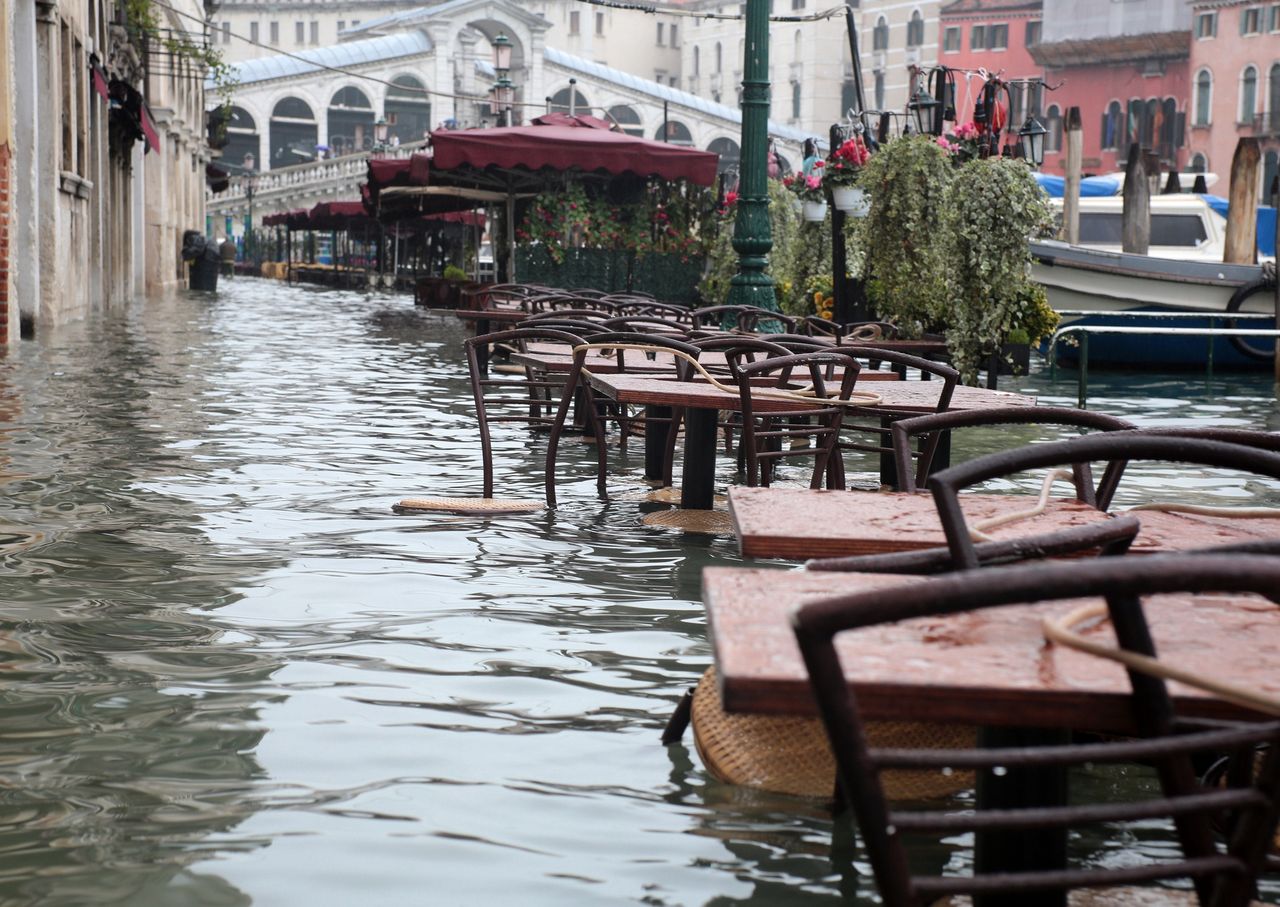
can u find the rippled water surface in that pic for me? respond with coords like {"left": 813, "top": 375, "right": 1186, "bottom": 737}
{"left": 1, "top": 280, "right": 1277, "bottom": 906}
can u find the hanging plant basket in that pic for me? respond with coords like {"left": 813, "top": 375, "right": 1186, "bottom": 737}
{"left": 831, "top": 186, "right": 869, "bottom": 217}
{"left": 802, "top": 200, "right": 828, "bottom": 222}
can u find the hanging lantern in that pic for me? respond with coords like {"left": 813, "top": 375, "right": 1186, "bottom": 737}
{"left": 492, "top": 32, "right": 513, "bottom": 77}
{"left": 908, "top": 86, "right": 940, "bottom": 137}
{"left": 1018, "top": 116, "right": 1048, "bottom": 167}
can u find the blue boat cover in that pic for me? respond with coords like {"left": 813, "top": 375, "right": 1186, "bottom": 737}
{"left": 1201, "top": 195, "right": 1277, "bottom": 258}
{"left": 1034, "top": 173, "right": 1123, "bottom": 197}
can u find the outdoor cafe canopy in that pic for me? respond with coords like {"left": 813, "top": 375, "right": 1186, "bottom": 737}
{"left": 365, "top": 113, "right": 720, "bottom": 205}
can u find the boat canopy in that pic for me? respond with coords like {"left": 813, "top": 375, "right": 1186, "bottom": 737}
{"left": 1034, "top": 174, "right": 1123, "bottom": 197}
{"left": 1201, "top": 196, "right": 1277, "bottom": 259}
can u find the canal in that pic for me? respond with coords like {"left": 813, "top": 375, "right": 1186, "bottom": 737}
{"left": 0, "top": 279, "right": 1276, "bottom": 905}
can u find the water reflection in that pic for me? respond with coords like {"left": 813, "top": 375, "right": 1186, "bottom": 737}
{"left": 0, "top": 281, "right": 1275, "bottom": 904}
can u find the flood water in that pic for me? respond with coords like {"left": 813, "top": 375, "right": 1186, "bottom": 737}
{"left": 0, "top": 279, "right": 1277, "bottom": 906}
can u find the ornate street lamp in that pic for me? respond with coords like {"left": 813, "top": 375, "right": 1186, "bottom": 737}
{"left": 489, "top": 78, "right": 514, "bottom": 127}
{"left": 490, "top": 33, "right": 515, "bottom": 127}
{"left": 725, "top": 0, "right": 777, "bottom": 313}
{"left": 1018, "top": 115, "right": 1048, "bottom": 167}
{"left": 908, "top": 84, "right": 941, "bottom": 137}
{"left": 492, "top": 32, "right": 513, "bottom": 76}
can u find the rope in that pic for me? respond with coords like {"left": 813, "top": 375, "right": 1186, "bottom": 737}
{"left": 1043, "top": 602, "right": 1280, "bottom": 717}
{"left": 570, "top": 343, "right": 883, "bottom": 407}
{"left": 1127, "top": 502, "right": 1280, "bottom": 519}
{"left": 968, "top": 469, "right": 1076, "bottom": 542}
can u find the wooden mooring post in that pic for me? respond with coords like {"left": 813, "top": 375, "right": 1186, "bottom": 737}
{"left": 1224, "top": 137, "right": 1260, "bottom": 265}
{"left": 1060, "top": 107, "right": 1082, "bottom": 245}
{"left": 1121, "top": 143, "right": 1149, "bottom": 255}
{"left": 1273, "top": 174, "right": 1280, "bottom": 385}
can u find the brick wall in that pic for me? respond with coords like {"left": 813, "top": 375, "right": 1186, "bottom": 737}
{"left": 0, "top": 143, "right": 8, "bottom": 345}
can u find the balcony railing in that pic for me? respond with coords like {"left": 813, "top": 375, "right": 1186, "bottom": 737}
{"left": 209, "top": 139, "right": 429, "bottom": 210}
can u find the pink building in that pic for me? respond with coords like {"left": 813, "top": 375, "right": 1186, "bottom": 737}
{"left": 1187, "top": 0, "right": 1280, "bottom": 199}
{"left": 1031, "top": 32, "right": 1191, "bottom": 176}
{"left": 938, "top": 0, "right": 1045, "bottom": 141}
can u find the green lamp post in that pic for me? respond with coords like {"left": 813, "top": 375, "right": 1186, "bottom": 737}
{"left": 726, "top": 0, "right": 779, "bottom": 313}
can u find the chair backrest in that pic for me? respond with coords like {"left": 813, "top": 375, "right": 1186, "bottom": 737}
{"left": 735, "top": 349, "right": 863, "bottom": 489}
{"left": 611, "top": 300, "right": 693, "bottom": 322}
{"left": 1095, "top": 428, "right": 1280, "bottom": 510}
{"left": 524, "top": 309, "right": 612, "bottom": 325}
{"left": 568, "top": 330, "right": 703, "bottom": 381}
{"left": 792, "top": 553, "right": 1280, "bottom": 907}
{"left": 599, "top": 315, "right": 692, "bottom": 336}
{"left": 889, "top": 406, "right": 1137, "bottom": 493}
{"left": 689, "top": 335, "right": 793, "bottom": 379}
{"left": 464, "top": 327, "right": 589, "bottom": 505}
{"left": 927, "top": 433, "right": 1280, "bottom": 570}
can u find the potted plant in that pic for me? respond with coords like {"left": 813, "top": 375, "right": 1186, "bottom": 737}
{"left": 823, "top": 135, "right": 871, "bottom": 215}
{"left": 783, "top": 170, "right": 827, "bottom": 222}
{"left": 940, "top": 156, "right": 1057, "bottom": 384}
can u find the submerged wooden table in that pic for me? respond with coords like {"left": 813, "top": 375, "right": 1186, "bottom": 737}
{"left": 585, "top": 373, "right": 1034, "bottom": 509}
{"left": 727, "top": 485, "right": 1114, "bottom": 560}
{"left": 703, "top": 565, "right": 1280, "bottom": 729}
{"left": 703, "top": 564, "right": 1280, "bottom": 905}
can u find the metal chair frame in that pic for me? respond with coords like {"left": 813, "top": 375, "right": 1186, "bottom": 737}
{"left": 792, "top": 554, "right": 1280, "bottom": 907}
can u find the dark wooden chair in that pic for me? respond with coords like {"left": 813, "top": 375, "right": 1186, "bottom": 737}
{"left": 568, "top": 331, "right": 704, "bottom": 496}
{"left": 792, "top": 553, "right": 1280, "bottom": 907}
{"left": 734, "top": 349, "right": 865, "bottom": 489}
{"left": 929, "top": 433, "right": 1280, "bottom": 569}
{"left": 464, "top": 327, "right": 590, "bottom": 507}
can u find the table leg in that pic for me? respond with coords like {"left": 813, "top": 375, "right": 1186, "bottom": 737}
{"left": 973, "top": 726, "right": 1069, "bottom": 907}
{"left": 644, "top": 405, "right": 672, "bottom": 481}
{"left": 680, "top": 408, "right": 719, "bottom": 510}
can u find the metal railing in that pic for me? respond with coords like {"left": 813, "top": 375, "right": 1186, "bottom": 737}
{"left": 1047, "top": 311, "right": 1280, "bottom": 407}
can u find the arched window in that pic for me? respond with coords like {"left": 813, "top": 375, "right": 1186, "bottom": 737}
{"left": 872, "top": 16, "right": 889, "bottom": 51}
{"left": 715, "top": 42, "right": 722, "bottom": 73}
{"left": 1271, "top": 63, "right": 1280, "bottom": 132}
{"left": 386, "top": 75, "right": 430, "bottom": 144}
{"left": 1241, "top": 65, "right": 1258, "bottom": 124}
{"left": 791, "top": 81, "right": 801, "bottom": 119}
{"left": 1189, "top": 152, "right": 1208, "bottom": 173}
{"left": 693, "top": 46, "right": 700, "bottom": 76}
{"left": 1194, "top": 68, "right": 1212, "bottom": 126}
{"left": 874, "top": 70, "right": 885, "bottom": 110}
{"left": 1101, "top": 100, "right": 1123, "bottom": 150}
{"left": 269, "top": 96, "right": 317, "bottom": 169}
{"left": 655, "top": 120, "right": 693, "bottom": 145}
{"left": 1158, "top": 97, "right": 1178, "bottom": 156}
{"left": 549, "top": 87, "right": 591, "bottom": 114}
{"left": 1044, "top": 104, "right": 1062, "bottom": 154}
{"left": 707, "top": 136, "right": 740, "bottom": 174}
{"left": 222, "top": 106, "right": 259, "bottom": 173}
{"left": 1263, "top": 150, "right": 1279, "bottom": 201}
{"left": 794, "top": 29, "right": 802, "bottom": 60}
{"left": 607, "top": 105, "right": 643, "bottom": 137}
{"left": 327, "top": 86, "right": 374, "bottom": 156}
{"left": 907, "top": 10, "right": 924, "bottom": 47}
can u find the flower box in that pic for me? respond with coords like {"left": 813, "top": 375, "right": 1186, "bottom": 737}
{"left": 831, "top": 186, "right": 869, "bottom": 216}
{"left": 802, "top": 200, "right": 828, "bottom": 222}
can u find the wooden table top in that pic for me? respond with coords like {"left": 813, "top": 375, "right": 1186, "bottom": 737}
{"left": 703, "top": 566, "right": 1280, "bottom": 731}
{"left": 727, "top": 486, "right": 1114, "bottom": 559}
{"left": 508, "top": 346, "right": 902, "bottom": 380}
{"left": 585, "top": 372, "right": 1034, "bottom": 414}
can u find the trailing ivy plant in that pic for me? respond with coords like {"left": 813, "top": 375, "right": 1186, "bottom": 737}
{"left": 698, "top": 179, "right": 800, "bottom": 307}
{"left": 776, "top": 214, "right": 832, "bottom": 317}
{"left": 126, "top": 0, "right": 238, "bottom": 124}
{"left": 940, "top": 156, "right": 1056, "bottom": 384}
{"left": 857, "top": 135, "right": 954, "bottom": 336}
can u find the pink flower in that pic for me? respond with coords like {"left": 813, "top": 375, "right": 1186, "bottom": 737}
{"left": 804, "top": 174, "right": 822, "bottom": 191}
{"left": 936, "top": 136, "right": 959, "bottom": 153}
{"left": 723, "top": 190, "right": 739, "bottom": 206}
{"left": 812, "top": 159, "right": 824, "bottom": 168}
{"left": 954, "top": 121, "right": 980, "bottom": 141}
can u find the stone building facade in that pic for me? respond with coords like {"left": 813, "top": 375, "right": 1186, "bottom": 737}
{"left": 1, "top": 0, "right": 210, "bottom": 343}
